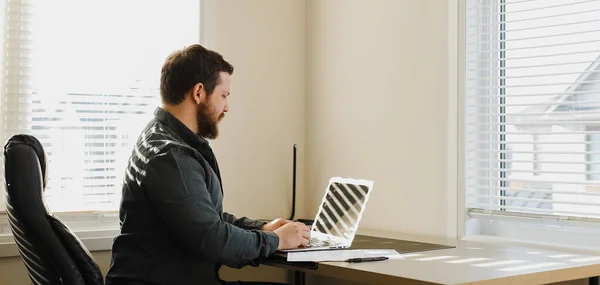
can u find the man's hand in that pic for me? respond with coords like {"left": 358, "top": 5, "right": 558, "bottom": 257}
{"left": 261, "top": 218, "right": 292, "bottom": 232}
{"left": 273, "top": 222, "right": 311, "bottom": 250}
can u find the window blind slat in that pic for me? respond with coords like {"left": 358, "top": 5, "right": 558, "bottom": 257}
{"left": 468, "top": 8, "right": 600, "bottom": 27}
{"left": 472, "top": 168, "right": 600, "bottom": 176}
{"left": 471, "top": 0, "right": 562, "bottom": 10}
{"left": 468, "top": 204, "right": 600, "bottom": 218}
{"left": 496, "top": 0, "right": 600, "bottom": 15}
{"left": 474, "top": 90, "right": 600, "bottom": 98}
{"left": 503, "top": 18, "right": 600, "bottom": 33}
{"left": 477, "top": 39, "right": 600, "bottom": 53}
{"left": 470, "top": 159, "right": 600, "bottom": 165}
{"left": 468, "top": 61, "right": 600, "bottom": 71}
{"left": 469, "top": 208, "right": 600, "bottom": 224}
{"left": 468, "top": 48, "right": 600, "bottom": 61}
{"left": 472, "top": 150, "right": 600, "bottom": 155}
{"left": 473, "top": 141, "right": 600, "bottom": 145}
{"left": 470, "top": 195, "right": 600, "bottom": 207}
{"left": 470, "top": 121, "right": 600, "bottom": 126}
{"left": 468, "top": 79, "right": 600, "bottom": 89}
{"left": 469, "top": 131, "right": 600, "bottom": 135}
{"left": 474, "top": 30, "right": 600, "bottom": 44}
{"left": 474, "top": 186, "right": 600, "bottom": 197}
{"left": 472, "top": 70, "right": 600, "bottom": 80}
{"left": 470, "top": 177, "right": 599, "bottom": 187}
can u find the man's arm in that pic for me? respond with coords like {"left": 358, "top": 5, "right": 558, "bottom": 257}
{"left": 142, "top": 149, "right": 279, "bottom": 268}
{"left": 222, "top": 212, "right": 266, "bottom": 230}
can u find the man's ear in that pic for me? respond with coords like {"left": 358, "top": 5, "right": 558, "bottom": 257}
{"left": 191, "top": 83, "right": 204, "bottom": 104}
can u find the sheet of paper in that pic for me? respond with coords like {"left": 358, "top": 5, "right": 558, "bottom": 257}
{"left": 287, "top": 249, "right": 403, "bottom": 262}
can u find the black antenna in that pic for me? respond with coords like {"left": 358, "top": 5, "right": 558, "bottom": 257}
{"left": 289, "top": 144, "right": 297, "bottom": 221}
{"left": 289, "top": 144, "right": 313, "bottom": 225}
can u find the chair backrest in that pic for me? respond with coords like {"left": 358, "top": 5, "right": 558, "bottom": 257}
{"left": 3, "top": 134, "right": 104, "bottom": 285}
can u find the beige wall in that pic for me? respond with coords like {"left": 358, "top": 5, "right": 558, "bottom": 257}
{"left": 204, "top": 0, "right": 307, "bottom": 222}
{"left": 0, "top": 251, "right": 111, "bottom": 285}
{"left": 305, "top": 0, "right": 455, "bottom": 238}
{"left": 0, "top": 256, "right": 37, "bottom": 285}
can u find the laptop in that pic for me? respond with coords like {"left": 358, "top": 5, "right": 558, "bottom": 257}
{"left": 280, "top": 176, "right": 375, "bottom": 252}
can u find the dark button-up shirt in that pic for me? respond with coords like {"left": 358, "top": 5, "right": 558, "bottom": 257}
{"left": 105, "top": 107, "right": 279, "bottom": 285}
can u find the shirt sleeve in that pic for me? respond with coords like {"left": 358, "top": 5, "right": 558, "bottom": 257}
{"left": 222, "top": 212, "right": 267, "bottom": 230}
{"left": 142, "top": 149, "right": 280, "bottom": 268}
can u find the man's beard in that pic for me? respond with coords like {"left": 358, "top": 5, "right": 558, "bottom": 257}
{"left": 196, "top": 101, "right": 224, "bottom": 139}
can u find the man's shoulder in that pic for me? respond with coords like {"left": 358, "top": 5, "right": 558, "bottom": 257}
{"left": 129, "top": 120, "right": 195, "bottom": 176}
{"left": 125, "top": 120, "right": 203, "bottom": 186}
{"left": 137, "top": 121, "right": 196, "bottom": 160}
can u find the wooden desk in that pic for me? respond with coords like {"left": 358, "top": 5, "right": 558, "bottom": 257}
{"left": 265, "top": 231, "right": 600, "bottom": 285}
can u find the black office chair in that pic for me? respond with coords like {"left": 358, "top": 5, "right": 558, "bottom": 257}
{"left": 3, "top": 134, "right": 104, "bottom": 285}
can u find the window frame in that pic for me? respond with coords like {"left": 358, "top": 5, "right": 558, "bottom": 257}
{"left": 0, "top": 1, "right": 207, "bottom": 256}
{"left": 459, "top": 0, "right": 600, "bottom": 250}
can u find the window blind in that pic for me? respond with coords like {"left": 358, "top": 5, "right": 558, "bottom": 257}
{"left": 466, "top": 0, "right": 600, "bottom": 221}
{"left": 0, "top": 0, "right": 200, "bottom": 213}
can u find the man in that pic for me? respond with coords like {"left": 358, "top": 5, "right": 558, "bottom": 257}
{"left": 106, "top": 44, "right": 310, "bottom": 285}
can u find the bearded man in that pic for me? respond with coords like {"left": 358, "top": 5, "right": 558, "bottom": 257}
{"left": 106, "top": 44, "right": 310, "bottom": 285}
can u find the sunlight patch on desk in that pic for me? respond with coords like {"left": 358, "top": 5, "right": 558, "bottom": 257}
{"left": 400, "top": 253, "right": 425, "bottom": 258}
{"left": 526, "top": 251, "right": 543, "bottom": 255}
{"left": 496, "top": 249, "right": 518, "bottom": 253}
{"left": 499, "top": 262, "right": 563, "bottom": 272}
{"left": 387, "top": 254, "right": 407, "bottom": 260}
{"left": 569, "top": 256, "right": 600, "bottom": 263}
{"left": 445, "top": 257, "right": 491, "bottom": 264}
{"left": 547, "top": 254, "right": 578, "bottom": 259}
{"left": 472, "top": 260, "right": 526, "bottom": 268}
{"left": 414, "top": 256, "right": 457, "bottom": 261}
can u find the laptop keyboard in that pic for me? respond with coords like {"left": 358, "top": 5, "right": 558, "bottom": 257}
{"left": 308, "top": 237, "right": 341, "bottom": 248}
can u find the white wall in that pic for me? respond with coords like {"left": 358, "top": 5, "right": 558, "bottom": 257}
{"left": 202, "top": 0, "right": 307, "bottom": 221}
{"left": 305, "top": 0, "right": 456, "bottom": 238}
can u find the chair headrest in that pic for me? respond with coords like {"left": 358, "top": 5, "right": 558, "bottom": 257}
{"left": 4, "top": 134, "right": 48, "bottom": 189}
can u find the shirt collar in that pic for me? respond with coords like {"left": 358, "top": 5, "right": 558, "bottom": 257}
{"left": 153, "top": 107, "right": 209, "bottom": 149}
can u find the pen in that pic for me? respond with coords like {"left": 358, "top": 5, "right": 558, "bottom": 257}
{"left": 345, "top": 256, "right": 389, "bottom": 263}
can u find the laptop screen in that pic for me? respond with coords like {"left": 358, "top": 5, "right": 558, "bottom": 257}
{"left": 312, "top": 177, "right": 374, "bottom": 242}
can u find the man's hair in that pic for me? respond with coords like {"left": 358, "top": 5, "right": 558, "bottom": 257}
{"left": 160, "top": 44, "right": 234, "bottom": 105}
